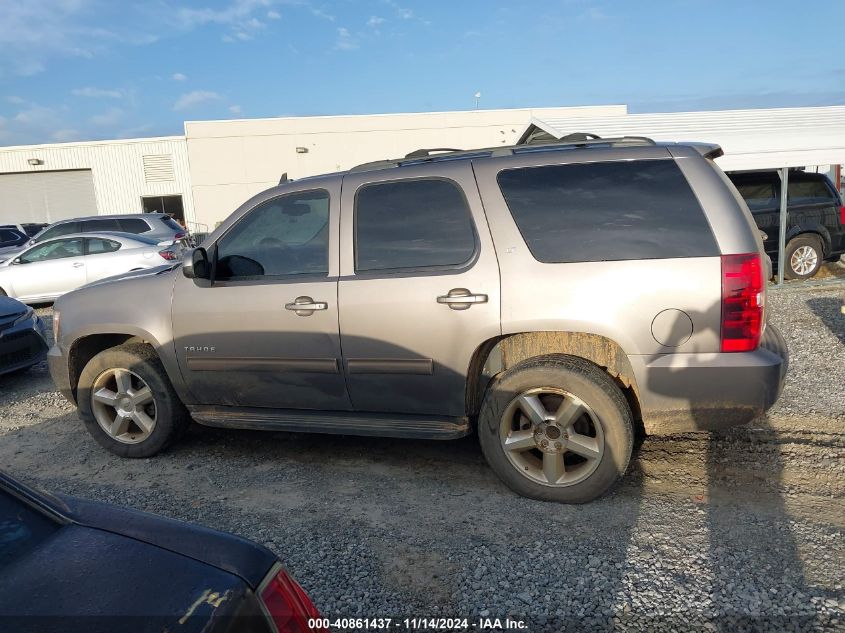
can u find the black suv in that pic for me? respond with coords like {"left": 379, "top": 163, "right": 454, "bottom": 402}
{"left": 728, "top": 170, "right": 845, "bottom": 279}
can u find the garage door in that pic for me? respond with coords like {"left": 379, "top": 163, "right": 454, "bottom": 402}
{"left": 0, "top": 170, "right": 97, "bottom": 224}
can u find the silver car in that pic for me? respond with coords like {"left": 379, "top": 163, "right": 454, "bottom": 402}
{"left": 30, "top": 214, "right": 189, "bottom": 247}
{"left": 49, "top": 136, "right": 788, "bottom": 503}
{"left": 0, "top": 233, "right": 181, "bottom": 304}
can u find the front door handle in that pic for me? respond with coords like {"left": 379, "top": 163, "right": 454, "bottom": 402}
{"left": 437, "top": 288, "right": 488, "bottom": 311}
{"left": 72, "top": 262, "right": 84, "bottom": 268}
{"left": 285, "top": 296, "right": 328, "bottom": 316}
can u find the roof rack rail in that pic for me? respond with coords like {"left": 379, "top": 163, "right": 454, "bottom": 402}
{"left": 348, "top": 134, "right": 658, "bottom": 173}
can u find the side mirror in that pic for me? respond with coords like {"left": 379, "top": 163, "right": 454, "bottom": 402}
{"left": 182, "top": 247, "right": 210, "bottom": 279}
{"left": 12, "top": 257, "right": 22, "bottom": 265}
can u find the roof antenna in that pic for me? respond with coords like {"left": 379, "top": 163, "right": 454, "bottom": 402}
{"left": 279, "top": 172, "right": 289, "bottom": 184}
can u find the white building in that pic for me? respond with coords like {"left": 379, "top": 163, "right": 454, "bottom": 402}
{"left": 1, "top": 104, "right": 843, "bottom": 231}
{"left": 0, "top": 136, "right": 195, "bottom": 227}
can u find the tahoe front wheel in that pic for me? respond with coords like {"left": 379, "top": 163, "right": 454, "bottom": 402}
{"left": 478, "top": 355, "right": 634, "bottom": 503}
{"left": 77, "top": 344, "right": 189, "bottom": 457}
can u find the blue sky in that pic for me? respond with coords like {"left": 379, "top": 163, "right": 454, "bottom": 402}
{"left": 1, "top": 0, "right": 843, "bottom": 146}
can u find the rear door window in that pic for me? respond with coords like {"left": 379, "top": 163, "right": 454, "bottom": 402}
{"left": 36, "top": 222, "right": 80, "bottom": 242}
{"left": 788, "top": 179, "right": 836, "bottom": 205}
{"left": 735, "top": 182, "right": 777, "bottom": 211}
{"left": 82, "top": 219, "right": 121, "bottom": 232}
{"left": 497, "top": 159, "right": 719, "bottom": 263}
{"left": 118, "top": 218, "right": 152, "bottom": 234}
{"left": 354, "top": 178, "right": 476, "bottom": 272}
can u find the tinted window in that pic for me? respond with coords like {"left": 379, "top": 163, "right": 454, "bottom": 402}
{"left": 216, "top": 189, "right": 330, "bottom": 280}
{"left": 497, "top": 160, "right": 719, "bottom": 263}
{"left": 36, "top": 222, "right": 80, "bottom": 242}
{"left": 788, "top": 179, "right": 835, "bottom": 205}
{"left": 355, "top": 179, "right": 476, "bottom": 272}
{"left": 735, "top": 182, "right": 777, "bottom": 211}
{"left": 118, "top": 218, "right": 152, "bottom": 234}
{"left": 20, "top": 238, "right": 84, "bottom": 263}
{"left": 0, "top": 490, "right": 60, "bottom": 570}
{"left": 82, "top": 219, "right": 121, "bottom": 232}
{"left": 0, "top": 230, "right": 18, "bottom": 242}
{"left": 86, "top": 238, "right": 121, "bottom": 254}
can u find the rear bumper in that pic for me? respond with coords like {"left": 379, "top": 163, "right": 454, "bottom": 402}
{"left": 630, "top": 323, "right": 788, "bottom": 434}
{"left": 0, "top": 315, "right": 48, "bottom": 376}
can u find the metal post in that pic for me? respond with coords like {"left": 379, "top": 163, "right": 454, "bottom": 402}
{"left": 776, "top": 167, "right": 789, "bottom": 286}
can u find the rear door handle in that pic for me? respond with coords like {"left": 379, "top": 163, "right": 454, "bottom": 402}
{"left": 72, "top": 262, "right": 84, "bottom": 268}
{"left": 437, "top": 288, "right": 488, "bottom": 310}
{"left": 285, "top": 296, "right": 328, "bottom": 316}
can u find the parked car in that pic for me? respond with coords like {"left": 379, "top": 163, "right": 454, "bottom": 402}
{"left": 0, "top": 296, "right": 48, "bottom": 376}
{"left": 0, "top": 471, "right": 324, "bottom": 632}
{"left": 31, "top": 213, "right": 190, "bottom": 247}
{"left": 0, "top": 233, "right": 183, "bottom": 304}
{"left": 1, "top": 223, "right": 48, "bottom": 238}
{"left": 727, "top": 170, "right": 845, "bottom": 279}
{"left": 49, "top": 136, "right": 788, "bottom": 503}
{"left": 0, "top": 228, "right": 29, "bottom": 250}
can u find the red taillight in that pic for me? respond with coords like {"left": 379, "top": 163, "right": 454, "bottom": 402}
{"left": 175, "top": 231, "right": 186, "bottom": 240}
{"left": 260, "top": 567, "right": 325, "bottom": 633}
{"left": 721, "top": 253, "right": 764, "bottom": 352}
{"left": 839, "top": 205, "right": 845, "bottom": 225}
{"left": 158, "top": 249, "right": 178, "bottom": 261}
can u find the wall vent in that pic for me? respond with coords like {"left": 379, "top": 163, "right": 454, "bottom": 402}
{"left": 143, "top": 154, "right": 175, "bottom": 182}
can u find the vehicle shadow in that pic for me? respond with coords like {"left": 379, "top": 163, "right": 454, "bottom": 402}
{"left": 806, "top": 296, "right": 845, "bottom": 346}
{"left": 645, "top": 303, "right": 822, "bottom": 631}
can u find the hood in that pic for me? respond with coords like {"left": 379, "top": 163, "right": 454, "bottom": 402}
{"left": 0, "top": 295, "right": 28, "bottom": 319}
{"left": 0, "top": 472, "right": 276, "bottom": 590}
{"left": 79, "top": 264, "right": 179, "bottom": 290}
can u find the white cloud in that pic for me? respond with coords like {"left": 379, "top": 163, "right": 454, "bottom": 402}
{"left": 176, "top": 0, "right": 275, "bottom": 41}
{"left": 5, "top": 96, "right": 26, "bottom": 105}
{"left": 52, "top": 129, "right": 83, "bottom": 142}
{"left": 72, "top": 87, "right": 123, "bottom": 99}
{"left": 335, "top": 27, "right": 358, "bottom": 51}
{"left": 267, "top": 10, "right": 281, "bottom": 20}
{"left": 229, "top": 104, "right": 242, "bottom": 114}
{"left": 367, "top": 16, "right": 385, "bottom": 28}
{"left": 172, "top": 72, "right": 188, "bottom": 81}
{"left": 89, "top": 107, "right": 125, "bottom": 126}
{"left": 173, "top": 90, "right": 222, "bottom": 111}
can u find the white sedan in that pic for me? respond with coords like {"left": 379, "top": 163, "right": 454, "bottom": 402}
{"left": 0, "top": 232, "right": 181, "bottom": 304}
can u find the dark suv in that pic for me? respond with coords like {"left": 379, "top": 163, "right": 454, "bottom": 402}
{"left": 728, "top": 170, "right": 845, "bottom": 279}
{"left": 50, "top": 137, "right": 788, "bottom": 503}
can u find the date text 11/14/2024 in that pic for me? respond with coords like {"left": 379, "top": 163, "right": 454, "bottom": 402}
{"left": 308, "top": 617, "right": 529, "bottom": 630}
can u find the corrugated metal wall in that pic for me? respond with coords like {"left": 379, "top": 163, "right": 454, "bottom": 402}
{"left": 0, "top": 136, "right": 196, "bottom": 225}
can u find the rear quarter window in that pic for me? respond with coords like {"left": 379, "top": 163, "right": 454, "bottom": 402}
{"left": 788, "top": 179, "right": 836, "bottom": 205}
{"left": 118, "top": 218, "right": 152, "bottom": 234}
{"left": 497, "top": 159, "right": 719, "bottom": 263}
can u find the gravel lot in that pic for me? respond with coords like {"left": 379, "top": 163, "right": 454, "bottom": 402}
{"left": 1, "top": 281, "right": 843, "bottom": 632}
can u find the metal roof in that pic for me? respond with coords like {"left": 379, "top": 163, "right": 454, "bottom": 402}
{"left": 523, "top": 105, "right": 845, "bottom": 171}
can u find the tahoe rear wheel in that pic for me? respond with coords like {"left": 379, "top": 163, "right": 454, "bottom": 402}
{"left": 785, "top": 235, "right": 823, "bottom": 280}
{"left": 77, "top": 344, "right": 189, "bottom": 457}
{"left": 478, "top": 355, "right": 634, "bottom": 503}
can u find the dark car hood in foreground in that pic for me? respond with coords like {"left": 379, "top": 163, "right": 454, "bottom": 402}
{"left": 0, "top": 296, "right": 27, "bottom": 319}
{"left": 58, "top": 494, "right": 276, "bottom": 588}
{"left": 0, "top": 473, "right": 276, "bottom": 631}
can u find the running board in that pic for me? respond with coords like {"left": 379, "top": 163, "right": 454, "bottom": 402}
{"left": 189, "top": 406, "right": 471, "bottom": 440}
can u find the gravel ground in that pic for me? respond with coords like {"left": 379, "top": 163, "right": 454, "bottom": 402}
{"left": 0, "top": 282, "right": 843, "bottom": 632}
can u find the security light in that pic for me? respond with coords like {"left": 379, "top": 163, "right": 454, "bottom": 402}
{"left": 27, "top": 158, "right": 43, "bottom": 166}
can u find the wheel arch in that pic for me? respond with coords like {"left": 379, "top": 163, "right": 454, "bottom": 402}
{"left": 465, "top": 331, "right": 643, "bottom": 426}
{"left": 787, "top": 226, "right": 830, "bottom": 256}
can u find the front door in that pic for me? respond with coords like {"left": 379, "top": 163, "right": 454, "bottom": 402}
{"left": 338, "top": 163, "right": 501, "bottom": 417}
{"left": 172, "top": 184, "right": 350, "bottom": 410}
{"left": 11, "top": 238, "right": 86, "bottom": 301}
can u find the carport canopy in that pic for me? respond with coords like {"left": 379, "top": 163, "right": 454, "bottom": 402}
{"left": 517, "top": 105, "right": 845, "bottom": 172}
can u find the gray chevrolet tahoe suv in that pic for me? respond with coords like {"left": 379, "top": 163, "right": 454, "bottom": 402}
{"left": 49, "top": 136, "right": 788, "bottom": 503}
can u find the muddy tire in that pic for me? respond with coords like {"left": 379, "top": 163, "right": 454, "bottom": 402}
{"left": 77, "top": 344, "right": 189, "bottom": 458}
{"left": 478, "top": 355, "right": 634, "bottom": 503}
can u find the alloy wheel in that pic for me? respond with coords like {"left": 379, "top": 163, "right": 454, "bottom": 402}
{"left": 90, "top": 368, "right": 157, "bottom": 444}
{"left": 790, "top": 245, "right": 818, "bottom": 276}
{"left": 499, "top": 387, "right": 605, "bottom": 487}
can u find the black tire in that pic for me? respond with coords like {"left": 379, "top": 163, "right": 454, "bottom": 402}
{"left": 77, "top": 343, "right": 189, "bottom": 457}
{"left": 478, "top": 355, "right": 634, "bottom": 503}
{"left": 784, "top": 235, "right": 823, "bottom": 280}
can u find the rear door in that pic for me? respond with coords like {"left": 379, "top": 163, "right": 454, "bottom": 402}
{"left": 787, "top": 176, "right": 844, "bottom": 252}
{"left": 337, "top": 162, "right": 501, "bottom": 417}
